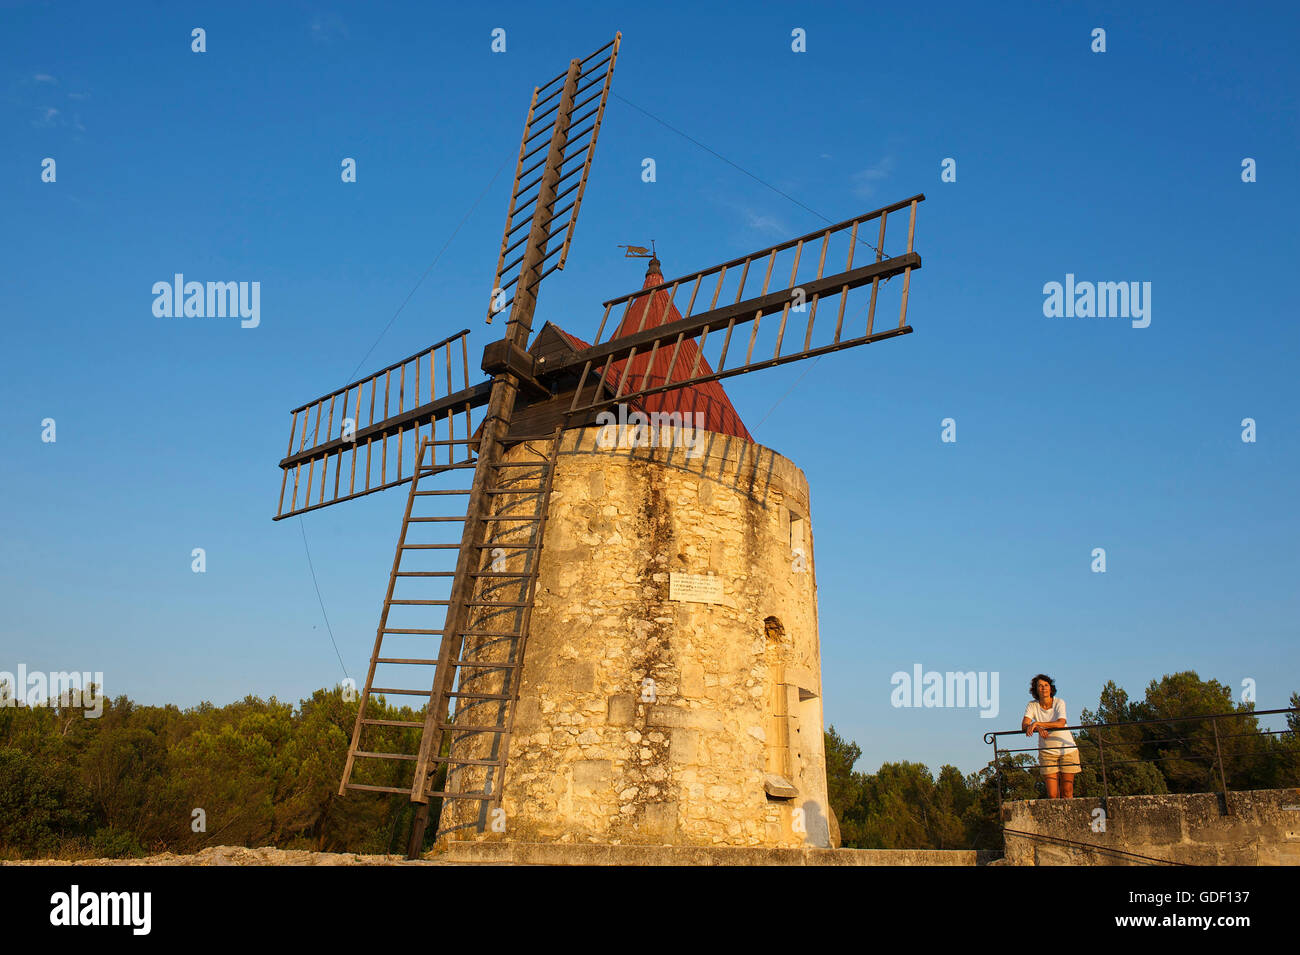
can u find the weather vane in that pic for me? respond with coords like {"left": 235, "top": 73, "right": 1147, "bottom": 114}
{"left": 618, "top": 240, "right": 655, "bottom": 258}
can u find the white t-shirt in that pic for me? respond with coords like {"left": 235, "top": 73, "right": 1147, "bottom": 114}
{"left": 1024, "top": 698, "right": 1076, "bottom": 751}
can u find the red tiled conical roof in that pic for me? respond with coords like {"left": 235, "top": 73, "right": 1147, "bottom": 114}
{"left": 595, "top": 258, "right": 753, "bottom": 442}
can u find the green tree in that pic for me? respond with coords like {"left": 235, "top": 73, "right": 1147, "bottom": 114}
{"left": 1076, "top": 680, "right": 1167, "bottom": 797}
{"left": 823, "top": 726, "right": 861, "bottom": 827}
{"left": 0, "top": 747, "right": 93, "bottom": 857}
{"left": 1136, "top": 672, "right": 1270, "bottom": 792}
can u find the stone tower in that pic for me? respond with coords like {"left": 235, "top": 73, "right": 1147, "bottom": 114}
{"left": 442, "top": 258, "right": 832, "bottom": 848}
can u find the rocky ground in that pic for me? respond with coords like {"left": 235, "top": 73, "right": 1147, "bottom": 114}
{"left": 4, "top": 846, "right": 455, "bottom": 866}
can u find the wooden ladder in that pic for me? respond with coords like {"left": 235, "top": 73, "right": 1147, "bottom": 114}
{"left": 337, "top": 430, "right": 563, "bottom": 848}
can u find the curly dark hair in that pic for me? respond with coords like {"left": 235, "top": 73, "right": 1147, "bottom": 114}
{"left": 1029, "top": 673, "right": 1057, "bottom": 700}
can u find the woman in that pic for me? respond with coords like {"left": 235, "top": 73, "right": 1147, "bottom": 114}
{"left": 1022, "top": 673, "right": 1080, "bottom": 798}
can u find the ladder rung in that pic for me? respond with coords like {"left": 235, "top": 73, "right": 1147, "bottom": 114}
{"left": 407, "top": 517, "right": 467, "bottom": 522}
{"left": 375, "top": 657, "right": 440, "bottom": 665}
{"left": 396, "top": 571, "right": 456, "bottom": 577}
{"left": 447, "top": 691, "right": 513, "bottom": 700}
{"left": 481, "top": 516, "right": 541, "bottom": 522}
{"left": 353, "top": 750, "right": 418, "bottom": 761}
{"left": 427, "top": 756, "right": 504, "bottom": 766}
{"left": 381, "top": 628, "right": 446, "bottom": 635}
{"left": 457, "top": 630, "right": 524, "bottom": 638}
{"left": 388, "top": 599, "right": 451, "bottom": 606}
{"left": 485, "top": 487, "right": 544, "bottom": 495}
{"left": 361, "top": 719, "right": 424, "bottom": 728}
{"left": 345, "top": 783, "right": 414, "bottom": 795}
{"left": 494, "top": 462, "right": 549, "bottom": 468}
{"left": 370, "top": 687, "right": 432, "bottom": 696}
{"left": 418, "top": 462, "right": 479, "bottom": 471}
{"left": 413, "top": 489, "right": 472, "bottom": 495}
{"left": 468, "top": 571, "right": 532, "bottom": 578}
{"left": 473, "top": 543, "right": 539, "bottom": 550}
{"left": 401, "top": 544, "right": 461, "bottom": 550}
{"left": 465, "top": 601, "right": 531, "bottom": 608}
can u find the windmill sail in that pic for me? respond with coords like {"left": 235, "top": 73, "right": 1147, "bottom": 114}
{"left": 486, "top": 34, "right": 620, "bottom": 325}
{"left": 274, "top": 34, "right": 621, "bottom": 521}
{"left": 274, "top": 330, "right": 486, "bottom": 520}
{"left": 562, "top": 195, "right": 923, "bottom": 416}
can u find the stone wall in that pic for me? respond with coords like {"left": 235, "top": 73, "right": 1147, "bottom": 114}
{"left": 442, "top": 426, "right": 829, "bottom": 847}
{"left": 1002, "top": 789, "right": 1300, "bottom": 865}
{"left": 441, "top": 842, "right": 996, "bottom": 866}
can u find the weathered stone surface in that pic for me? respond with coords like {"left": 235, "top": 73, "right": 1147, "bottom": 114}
{"left": 1003, "top": 789, "right": 1300, "bottom": 865}
{"left": 645, "top": 705, "right": 725, "bottom": 732}
{"left": 513, "top": 697, "right": 540, "bottom": 732}
{"left": 669, "top": 728, "right": 698, "bottom": 763}
{"left": 639, "top": 801, "right": 679, "bottom": 837}
{"left": 570, "top": 660, "right": 597, "bottom": 693}
{"left": 442, "top": 427, "right": 830, "bottom": 848}
{"left": 441, "top": 841, "right": 993, "bottom": 866}
{"left": 3, "top": 842, "right": 997, "bottom": 867}
{"left": 606, "top": 694, "right": 635, "bottom": 726}
{"left": 680, "top": 662, "right": 705, "bottom": 698}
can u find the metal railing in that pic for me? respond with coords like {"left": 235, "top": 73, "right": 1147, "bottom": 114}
{"left": 983, "top": 706, "right": 1299, "bottom": 814}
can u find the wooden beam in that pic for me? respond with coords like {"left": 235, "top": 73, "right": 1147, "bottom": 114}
{"left": 600, "top": 196, "right": 925, "bottom": 309}
{"left": 551, "top": 252, "right": 921, "bottom": 375}
{"left": 278, "top": 382, "right": 492, "bottom": 471}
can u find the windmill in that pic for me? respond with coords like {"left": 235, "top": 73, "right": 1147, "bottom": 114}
{"left": 272, "top": 33, "right": 924, "bottom": 858}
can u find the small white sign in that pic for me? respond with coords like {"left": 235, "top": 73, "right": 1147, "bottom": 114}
{"left": 669, "top": 572, "right": 724, "bottom": 605}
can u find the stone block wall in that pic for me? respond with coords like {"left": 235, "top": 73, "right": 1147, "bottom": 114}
{"left": 442, "top": 426, "right": 829, "bottom": 846}
{"left": 1003, "top": 789, "right": 1300, "bottom": 865}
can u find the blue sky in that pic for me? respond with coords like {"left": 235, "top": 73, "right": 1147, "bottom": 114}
{"left": 2, "top": 1, "right": 1297, "bottom": 776}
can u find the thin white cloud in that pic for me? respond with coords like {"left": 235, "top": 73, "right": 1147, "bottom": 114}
{"left": 33, "top": 106, "right": 60, "bottom": 128}
{"left": 33, "top": 73, "right": 57, "bottom": 85}
{"left": 851, "top": 156, "right": 895, "bottom": 198}
{"left": 310, "top": 13, "right": 348, "bottom": 44}
{"left": 710, "top": 196, "right": 789, "bottom": 240}
{"left": 745, "top": 211, "right": 787, "bottom": 235}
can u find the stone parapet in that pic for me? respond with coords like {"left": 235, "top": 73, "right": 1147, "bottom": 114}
{"left": 1002, "top": 789, "right": 1300, "bottom": 865}
{"left": 440, "top": 841, "right": 993, "bottom": 866}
